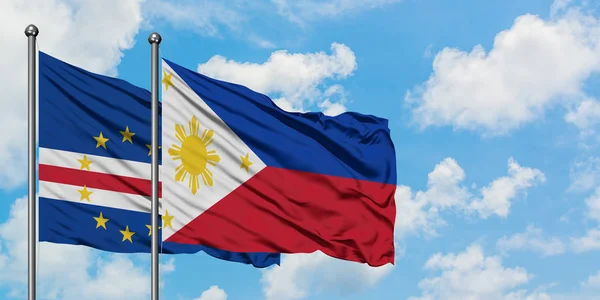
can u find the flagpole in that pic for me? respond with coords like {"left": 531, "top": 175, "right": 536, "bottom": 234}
{"left": 148, "top": 32, "right": 162, "bottom": 300}
{"left": 25, "top": 24, "right": 39, "bottom": 300}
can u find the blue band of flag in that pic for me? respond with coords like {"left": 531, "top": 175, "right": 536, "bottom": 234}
{"left": 39, "top": 198, "right": 280, "bottom": 268}
{"left": 164, "top": 58, "right": 397, "bottom": 185}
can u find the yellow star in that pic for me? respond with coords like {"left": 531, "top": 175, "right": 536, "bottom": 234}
{"left": 78, "top": 185, "right": 93, "bottom": 202}
{"left": 162, "top": 210, "right": 174, "bottom": 229}
{"left": 240, "top": 153, "right": 253, "bottom": 173}
{"left": 78, "top": 155, "right": 92, "bottom": 171}
{"left": 145, "top": 224, "right": 162, "bottom": 236}
{"left": 146, "top": 144, "right": 161, "bottom": 156}
{"left": 162, "top": 71, "right": 173, "bottom": 91}
{"left": 94, "top": 132, "right": 109, "bottom": 149}
{"left": 93, "top": 212, "right": 109, "bottom": 230}
{"left": 120, "top": 226, "right": 135, "bottom": 243}
{"left": 119, "top": 126, "right": 135, "bottom": 143}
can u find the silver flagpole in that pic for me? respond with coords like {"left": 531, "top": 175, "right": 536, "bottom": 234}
{"left": 25, "top": 24, "right": 39, "bottom": 300}
{"left": 148, "top": 32, "right": 162, "bottom": 300}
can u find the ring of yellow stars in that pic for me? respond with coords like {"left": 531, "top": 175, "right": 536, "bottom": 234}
{"left": 78, "top": 155, "right": 92, "bottom": 171}
{"left": 162, "top": 210, "right": 174, "bottom": 229}
{"left": 93, "top": 212, "right": 109, "bottom": 230}
{"left": 146, "top": 144, "right": 162, "bottom": 156}
{"left": 120, "top": 226, "right": 135, "bottom": 243}
{"left": 94, "top": 132, "right": 109, "bottom": 149}
{"left": 120, "top": 126, "right": 135, "bottom": 143}
{"left": 162, "top": 71, "right": 173, "bottom": 91}
{"left": 168, "top": 116, "right": 221, "bottom": 195}
{"left": 78, "top": 185, "right": 93, "bottom": 202}
{"left": 240, "top": 153, "right": 253, "bottom": 173}
{"left": 145, "top": 224, "right": 162, "bottom": 236}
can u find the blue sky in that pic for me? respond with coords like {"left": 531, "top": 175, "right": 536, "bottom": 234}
{"left": 2, "top": 0, "right": 600, "bottom": 299}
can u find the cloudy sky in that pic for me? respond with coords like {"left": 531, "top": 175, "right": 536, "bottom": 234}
{"left": 2, "top": 0, "right": 600, "bottom": 299}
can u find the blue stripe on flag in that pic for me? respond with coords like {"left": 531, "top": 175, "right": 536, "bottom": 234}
{"left": 39, "top": 51, "right": 162, "bottom": 165}
{"left": 164, "top": 58, "right": 397, "bottom": 185}
{"left": 39, "top": 198, "right": 279, "bottom": 268}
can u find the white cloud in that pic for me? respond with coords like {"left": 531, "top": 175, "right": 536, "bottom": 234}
{"left": 272, "top": 0, "right": 401, "bottom": 25}
{"left": 318, "top": 99, "right": 347, "bottom": 116}
{"left": 406, "top": 5, "right": 600, "bottom": 135}
{"left": 160, "top": 257, "right": 176, "bottom": 273}
{"left": 394, "top": 158, "right": 467, "bottom": 238}
{"left": 585, "top": 187, "right": 600, "bottom": 221}
{"left": 468, "top": 158, "right": 546, "bottom": 218}
{"left": 396, "top": 157, "right": 545, "bottom": 238}
{"left": 0, "top": 0, "right": 144, "bottom": 189}
{"left": 545, "top": 278, "right": 600, "bottom": 300}
{"left": 550, "top": 0, "right": 574, "bottom": 17}
{"left": 571, "top": 228, "right": 600, "bottom": 252}
{"left": 0, "top": 197, "right": 176, "bottom": 299}
{"left": 569, "top": 156, "right": 600, "bottom": 192}
{"left": 260, "top": 251, "right": 394, "bottom": 300}
{"left": 571, "top": 187, "right": 600, "bottom": 252}
{"left": 504, "top": 290, "right": 553, "bottom": 300}
{"left": 496, "top": 225, "right": 566, "bottom": 257}
{"left": 143, "top": 0, "right": 245, "bottom": 37}
{"left": 581, "top": 270, "right": 600, "bottom": 289}
{"left": 57, "top": 255, "right": 150, "bottom": 300}
{"left": 194, "top": 285, "right": 228, "bottom": 300}
{"left": 394, "top": 185, "right": 445, "bottom": 238}
{"left": 248, "top": 35, "right": 278, "bottom": 49}
{"left": 418, "top": 157, "right": 470, "bottom": 209}
{"left": 197, "top": 43, "right": 356, "bottom": 113}
{"left": 317, "top": 85, "right": 348, "bottom": 116}
{"left": 409, "top": 244, "right": 540, "bottom": 300}
{"left": 565, "top": 98, "right": 600, "bottom": 133}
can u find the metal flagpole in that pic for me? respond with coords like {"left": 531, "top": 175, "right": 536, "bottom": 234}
{"left": 25, "top": 24, "right": 39, "bottom": 300}
{"left": 148, "top": 32, "right": 162, "bottom": 300}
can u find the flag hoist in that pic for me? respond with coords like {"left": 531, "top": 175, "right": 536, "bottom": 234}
{"left": 23, "top": 25, "right": 164, "bottom": 300}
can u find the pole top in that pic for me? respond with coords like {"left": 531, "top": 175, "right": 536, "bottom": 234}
{"left": 148, "top": 32, "right": 162, "bottom": 44}
{"left": 24, "top": 24, "right": 39, "bottom": 37}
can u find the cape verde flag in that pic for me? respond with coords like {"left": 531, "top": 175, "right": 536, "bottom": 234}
{"left": 37, "top": 51, "right": 279, "bottom": 268}
{"left": 161, "top": 59, "right": 397, "bottom": 266}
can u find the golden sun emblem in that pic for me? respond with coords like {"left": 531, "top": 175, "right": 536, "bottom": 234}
{"left": 168, "top": 116, "right": 220, "bottom": 195}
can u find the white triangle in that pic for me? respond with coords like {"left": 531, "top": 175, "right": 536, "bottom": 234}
{"left": 160, "top": 60, "right": 266, "bottom": 241}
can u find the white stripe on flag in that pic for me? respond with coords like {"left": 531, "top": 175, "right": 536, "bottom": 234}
{"left": 39, "top": 147, "right": 162, "bottom": 180}
{"left": 39, "top": 180, "right": 161, "bottom": 213}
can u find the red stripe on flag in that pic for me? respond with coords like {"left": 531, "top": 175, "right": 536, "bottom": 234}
{"left": 39, "top": 164, "right": 162, "bottom": 197}
{"left": 165, "top": 166, "right": 396, "bottom": 267}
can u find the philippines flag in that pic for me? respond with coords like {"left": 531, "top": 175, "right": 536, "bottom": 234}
{"left": 161, "top": 59, "right": 397, "bottom": 266}
{"left": 37, "top": 51, "right": 279, "bottom": 268}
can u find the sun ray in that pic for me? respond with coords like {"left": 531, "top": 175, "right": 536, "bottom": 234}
{"left": 175, "top": 164, "right": 188, "bottom": 182}
{"left": 189, "top": 174, "right": 200, "bottom": 195}
{"left": 190, "top": 116, "right": 200, "bottom": 137}
{"left": 202, "top": 129, "right": 214, "bottom": 147}
{"left": 207, "top": 151, "right": 220, "bottom": 166}
{"left": 175, "top": 124, "right": 187, "bottom": 143}
{"left": 169, "top": 146, "right": 182, "bottom": 160}
{"left": 200, "top": 170, "right": 210, "bottom": 187}
{"left": 202, "top": 169, "right": 214, "bottom": 186}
